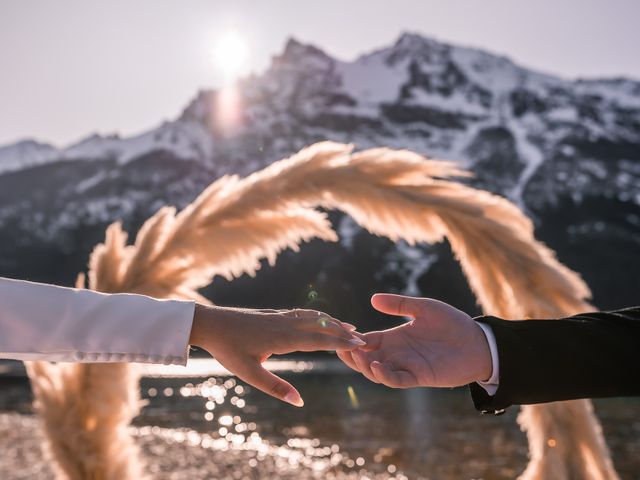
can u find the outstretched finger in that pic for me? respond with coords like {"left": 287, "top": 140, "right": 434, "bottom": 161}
{"left": 302, "top": 316, "right": 356, "bottom": 340}
{"left": 336, "top": 349, "right": 360, "bottom": 373}
{"left": 370, "top": 361, "right": 417, "bottom": 388}
{"left": 286, "top": 310, "right": 357, "bottom": 338}
{"left": 371, "top": 293, "right": 424, "bottom": 318}
{"left": 358, "top": 331, "right": 384, "bottom": 352}
{"left": 286, "top": 308, "right": 332, "bottom": 319}
{"left": 351, "top": 349, "right": 379, "bottom": 383}
{"left": 340, "top": 321, "right": 358, "bottom": 332}
{"left": 294, "top": 332, "right": 366, "bottom": 352}
{"left": 238, "top": 361, "right": 304, "bottom": 407}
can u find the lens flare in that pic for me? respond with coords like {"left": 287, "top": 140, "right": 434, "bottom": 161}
{"left": 214, "top": 30, "right": 248, "bottom": 81}
{"left": 347, "top": 386, "right": 359, "bottom": 409}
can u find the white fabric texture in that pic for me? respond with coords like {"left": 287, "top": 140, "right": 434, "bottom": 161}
{"left": 475, "top": 321, "right": 500, "bottom": 395}
{"left": 0, "top": 276, "right": 195, "bottom": 365}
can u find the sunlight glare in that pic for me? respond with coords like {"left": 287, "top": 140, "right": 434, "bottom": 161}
{"left": 214, "top": 30, "right": 249, "bottom": 80}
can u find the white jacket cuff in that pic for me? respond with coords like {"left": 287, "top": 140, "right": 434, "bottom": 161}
{"left": 0, "top": 277, "right": 195, "bottom": 365}
{"left": 475, "top": 321, "right": 500, "bottom": 396}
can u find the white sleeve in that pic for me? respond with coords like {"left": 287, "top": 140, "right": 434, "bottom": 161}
{"left": 475, "top": 321, "right": 500, "bottom": 395}
{"left": 0, "top": 276, "right": 195, "bottom": 365}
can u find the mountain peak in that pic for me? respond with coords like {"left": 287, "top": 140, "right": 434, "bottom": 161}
{"left": 3, "top": 33, "right": 640, "bottom": 185}
{"left": 393, "top": 32, "right": 440, "bottom": 50}
{"left": 277, "top": 37, "right": 333, "bottom": 64}
{"left": 0, "top": 138, "right": 59, "bottom": 174}
{"left": 354, "top": 31, "right": 452, "bottom": 69}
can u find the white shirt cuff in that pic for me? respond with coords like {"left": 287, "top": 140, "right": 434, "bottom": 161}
{"left": 475, "top": 321, "right": 499, "bottom": 395}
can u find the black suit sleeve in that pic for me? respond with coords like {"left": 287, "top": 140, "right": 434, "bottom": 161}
{"left": 469, "top": 307, "right": 640, "bottom": 413}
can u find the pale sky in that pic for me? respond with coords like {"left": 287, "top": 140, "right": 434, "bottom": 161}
{"left": 1, "top": 0, "right": 639, "bottom": 147}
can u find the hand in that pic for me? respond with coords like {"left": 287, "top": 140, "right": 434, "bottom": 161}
{"left": 189, "top": 305, "right": 365, "bottom": 406}
{"left": 337, "top": 294, "right": 492, "bottom": 389}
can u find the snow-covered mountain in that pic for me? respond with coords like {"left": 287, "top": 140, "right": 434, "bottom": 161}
{"left": 0, "top": 121, "right": 215, "bottom": 176}
{"left": 5, "top": 33, "right": 640, "bottom": 197}
{"left": 1, "top": 33, "right": 638, "bottom": 320}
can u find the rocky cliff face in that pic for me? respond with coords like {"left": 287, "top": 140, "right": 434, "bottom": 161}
{"left": 1, "top": 33, "right": 638, "bottom": 323}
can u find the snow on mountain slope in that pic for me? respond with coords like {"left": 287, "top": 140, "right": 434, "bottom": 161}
{"left": 0, "top": 140, "right": 60, "bottom": 174}
{"left": 0, "top": 115, "right": 215, "bottom": 175}
{"left": 3, "top": 32, "right": 639, "bottom": 197}
{"left": 63, "top": 118, "right": 216, "bottom": 163}
{"left": 1, "top": 32, "right": 639, "bottom": 218}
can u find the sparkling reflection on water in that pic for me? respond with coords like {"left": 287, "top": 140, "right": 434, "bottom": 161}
{"left": 137, "top": 361, "right": 409, "bottom": 478}
{"left": 1, "top": 358, "right": 639, "bottom": 479}
{"left": 132, "top": 358, "right": 640, "bottom": 479}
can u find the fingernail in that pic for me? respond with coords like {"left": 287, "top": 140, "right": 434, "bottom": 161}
{"left": 284, "top": 391, "right": 304, "bottom": 407}
{"left": 348, "top": 338, "right": 366, "bottom": 346}
{"left": 344, "top": 323, "right": 357, "bottom": 331}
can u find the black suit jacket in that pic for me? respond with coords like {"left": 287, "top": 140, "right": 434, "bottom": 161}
{"left": 469, "top": 307, "right": 640, "bottom": 414}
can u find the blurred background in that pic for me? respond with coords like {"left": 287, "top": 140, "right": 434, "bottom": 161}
{"left": 1, "top": 1, "right": 639, "bottom": 479}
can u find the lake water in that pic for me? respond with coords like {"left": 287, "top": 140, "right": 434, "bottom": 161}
{"left": 2, "top": 358, "right": 639, "bottom": 479}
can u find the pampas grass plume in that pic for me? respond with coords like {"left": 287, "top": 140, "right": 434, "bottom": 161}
{"left": 28, "top": 142, "right": 617, "bottom": 479}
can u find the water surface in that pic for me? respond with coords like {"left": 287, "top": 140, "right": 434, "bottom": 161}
{"left": 1, "top": 358, "right": 639, "bottom": 479}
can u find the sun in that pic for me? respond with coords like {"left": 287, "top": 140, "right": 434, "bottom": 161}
{"left": 214, "top": 30, "right": 249, "bottom": 81}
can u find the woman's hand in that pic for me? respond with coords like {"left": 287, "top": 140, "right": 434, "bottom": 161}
{"left": 189, "top": 304, "right": 365, "bottom": 406}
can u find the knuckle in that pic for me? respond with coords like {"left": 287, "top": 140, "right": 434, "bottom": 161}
{"left": 337, "top": 330, "right": 354, "bottom": 340}
{"left": 278, "top": 331, "right": 296, "bottom": 345}
{"left": 398, "top": 296, "right": 407, "bottom": 312}
{"left": 310, "top": 332, "right": 327, "bottom": 343}
{"left": 270, "top": 381, "right": 288, "bottom": 397}
{"left": 283, "top": 308, "right": 301, "bottom": 319}
{"left": 398, "top": 296, "right": 417, "bottom": 316}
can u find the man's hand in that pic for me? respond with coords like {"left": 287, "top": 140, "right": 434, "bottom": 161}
{"left": 337, "top": 294, "right": 492, "bottom": 388}
{"left": 190, "top": 305, "right": 364, "bottom": 406}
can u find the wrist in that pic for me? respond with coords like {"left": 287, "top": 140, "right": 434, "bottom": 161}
{"left": 189, "top": 304, "right": 204, "bottom": 347}
{"left": 189, "top": 303, "right": 223, "bottom": 348}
